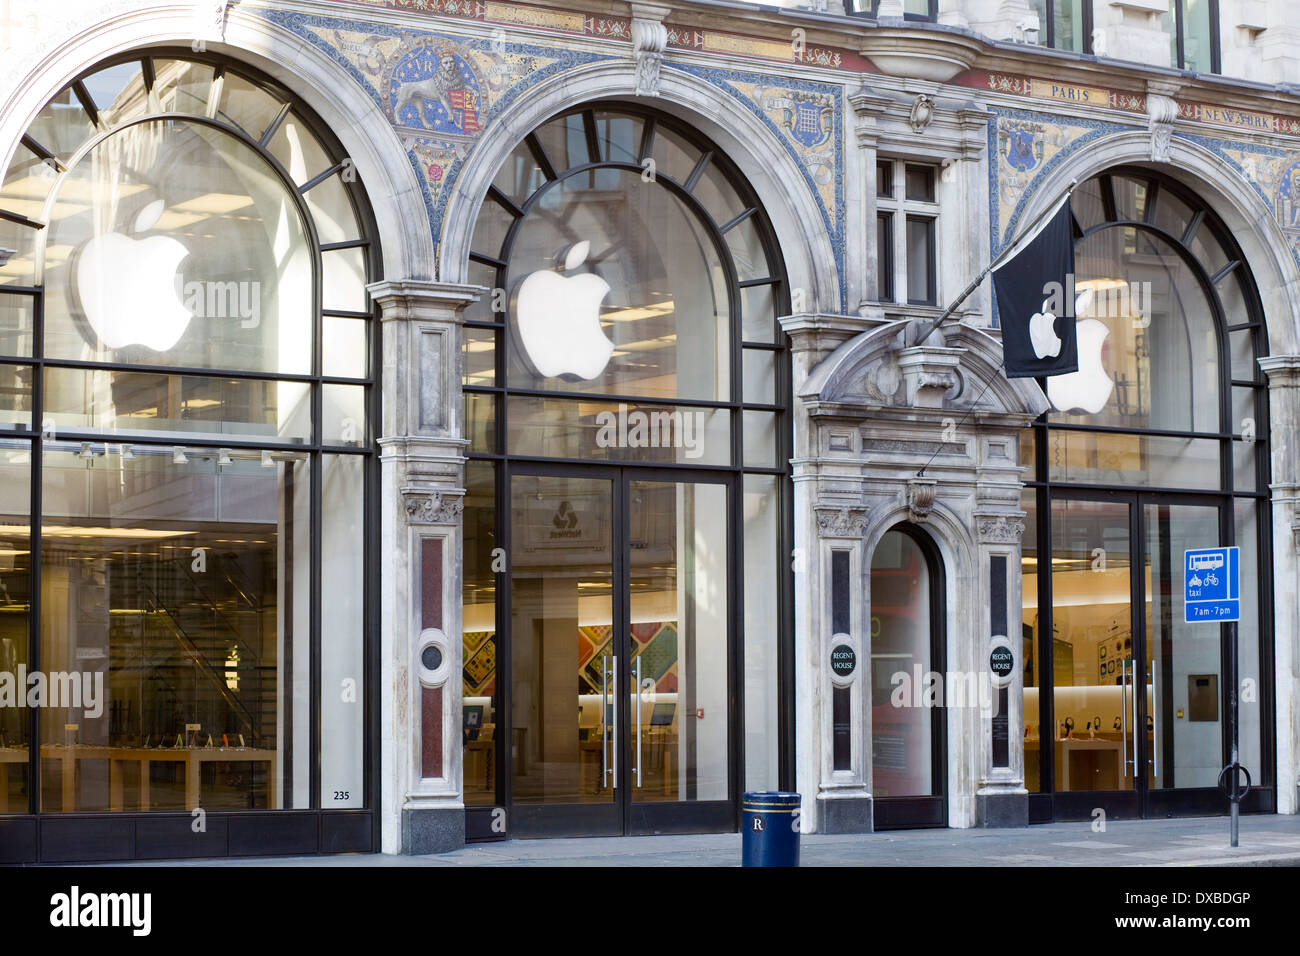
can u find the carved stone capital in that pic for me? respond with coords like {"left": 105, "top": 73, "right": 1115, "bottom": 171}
{"left": 402, "top": 490, "right": 465, "bottom": 526}
{"left": 977, "top": 514, "right": 1024, "bottom": 544}
{"left": 907, "top": 478, "right": 937, "bottom": 523}
{"left": 815, "top": 505, "right": 869, "bottom": 539}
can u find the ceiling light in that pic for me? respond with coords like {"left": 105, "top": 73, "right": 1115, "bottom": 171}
{"left": 217, "top": 447, "right": 233, "bottom": 466}
{"left": 172, "top": 446, "right": 188, "bottom": 464}
{"left": 261, "top": 449, "right": 275, "bottom": 468}
{"left": 120, "top": 444, "right": 135, "bottom": 461}
{"left": 0, "top": 248, "right": 14, "bottom": 266}
{"left": 78, "top": 442, "right": 95, "bottom": 460}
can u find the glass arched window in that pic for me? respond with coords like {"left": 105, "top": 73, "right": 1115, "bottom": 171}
{"left": 1021, "top": 169, "right": 1271, "bottom": 819}
{"left": 458, "top": 106, "right": 791, "bottom": 835}
{"left": 0, "top": 52, "right": 377, "bottom": 845}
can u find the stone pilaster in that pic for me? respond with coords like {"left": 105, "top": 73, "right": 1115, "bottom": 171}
{"left": 1260, "top": 355, "right": 1300, "bottom": 814}
{"left": 369, "top": 279, "right": 483, "bottom": 853}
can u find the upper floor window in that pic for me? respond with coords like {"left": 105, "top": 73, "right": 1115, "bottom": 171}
{"left": 875, "top": 159, "right": 938, "bottom": 306}
{"left": 1028, "top": 0, "right": 1091, "bottom": 53}
{"left": 1165, "top": 0, "right": 1220, "bottom": 73}
{"left": 845, "top": 0, "right": 937, "bottom": 21}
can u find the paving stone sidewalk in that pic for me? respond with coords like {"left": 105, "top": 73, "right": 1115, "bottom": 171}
{"left": 113, "top": 813, "right": 1300, "bottom": 866}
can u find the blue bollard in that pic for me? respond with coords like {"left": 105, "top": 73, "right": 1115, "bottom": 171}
{"left": 741, "top": 791, "right": 801, "bottom": 867}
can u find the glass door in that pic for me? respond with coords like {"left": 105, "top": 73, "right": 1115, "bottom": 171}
{"left": 1141, "top": 499, "right": 1228, "bottom": 816}
{"left": 1042, "top": 493, "right": 1234, "bottom": 820}
{"left": 506, "top": 468, "right": 734, "bottom": 836}
{"left": 1047, "top": 496, "right": 1141, "bottom": 819}
{"left": 625, "top": 478, "right": 733, "bottom": 833}
{"left": 508, "top": 471, "right": 621, "bottom": 836}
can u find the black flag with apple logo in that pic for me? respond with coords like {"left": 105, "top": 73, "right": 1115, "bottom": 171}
{"left": 993, "top": 197, "right": 1078, "bottom": 379}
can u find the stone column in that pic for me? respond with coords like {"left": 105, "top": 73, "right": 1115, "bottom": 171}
{"left": 781, "top": 311, "right": 876, "bottom": 834}
{"left": 369, "top": 279, "right": 482, "bottom": 853}
{"left": 1260, "top": 355, "right": 1300, "bottom": 814}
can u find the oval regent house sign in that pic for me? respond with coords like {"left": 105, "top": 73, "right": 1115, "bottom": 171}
{"left": 990, "top": 645, "right": 1015, "bottom": 678}
{"left": 830, "top": 644, "right": 856, "bottom": 678}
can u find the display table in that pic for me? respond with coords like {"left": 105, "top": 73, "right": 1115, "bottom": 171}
{"left": 0, "top": 745, "right": 276, "bottom": 812}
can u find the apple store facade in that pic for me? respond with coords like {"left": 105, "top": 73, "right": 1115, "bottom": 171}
{"left": 1, "top": 4, "right": 1299, "bottom": 863}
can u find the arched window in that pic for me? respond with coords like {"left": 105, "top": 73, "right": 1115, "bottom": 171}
{"left": 0, "top": 53, "right": 378, "bottom": 840}
{"left": 458, "top": 105, "right": 791, "bottom": 837}
{"left": 1021, "top": 169, "right": 1271, "bottom": 819}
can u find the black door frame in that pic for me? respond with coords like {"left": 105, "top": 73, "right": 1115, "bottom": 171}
{"left": 871, "top": 523, "right": 948, "bottom": 830}
{"left": 1037, "top": 488, "right": 1270, "bottom": 821}
{"left": 502, "top": 461, "right": 739, "bottom": 837}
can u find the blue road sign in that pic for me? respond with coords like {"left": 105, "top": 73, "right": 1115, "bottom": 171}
{"left": 1184, "top": 547, "right": 1239, "bottom": 623}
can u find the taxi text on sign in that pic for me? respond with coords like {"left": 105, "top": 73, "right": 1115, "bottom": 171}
{"left": 1183, "top": 547, "right": 1239, "bottom": 624}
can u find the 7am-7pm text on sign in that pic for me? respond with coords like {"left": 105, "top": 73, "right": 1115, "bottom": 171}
{"left": 1183, "top": 547, "right": 1239, "bottom": 624}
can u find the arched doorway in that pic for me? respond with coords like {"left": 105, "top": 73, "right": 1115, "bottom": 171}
{"left": 1021, "top": 168, "right": 1274, "bottom": 821}
{"left": 870, "top": 524, "right": 947, "bottom": 829}
{"left": 456, "top": 105, "right": 793, "bottom": 838}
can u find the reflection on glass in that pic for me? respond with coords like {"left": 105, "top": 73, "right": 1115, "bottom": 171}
{"left": 1046, "top": 430, "right": 1219, "bottom": 489}
{"left": 320, "top": 455, "right": 364, "bottom": 808}
{"left": 743, "top": 475, "right": 779, "bottom": 792}
{"left": 43, "top": 368, "right": 310, "bottom": 444}
{"left": 1050, "top": 499, "right": 1135, "bottom": 793}
{"left": 871, "top": 529, "right": 935, "bottom": 798}
{"left": 506, "top": 169, "right": 729, "bottom": 401}
{"left": 1021, "top": 488, "right": 1040, "bottom": 791}
{"left": 38, "top": 443, "right": 309, "bottom": 812}
{"left": 506, "top": 396, "right": 730, "bottom": 466}
{"left": 629, "top": 482, "right": 729, "bottom": 804}
{"left": 44, "top": 120, "right": 313, "bottom": 375}
{"left": 462, "top": 463, "right": 497, "bottom": 806}
{"left": 510, "top": 474, "right": 613, "bottom": 805}
{"left": 0, "top": 441, "right": 31, "bottom": 812}
{"left": 1061, "top": 228, "right": 1220, "bottom": 431}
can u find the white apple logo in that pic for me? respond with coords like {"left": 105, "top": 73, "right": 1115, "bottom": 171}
{"left": 76, "top": 199, "right": 193, "bottom": 351}
{"left": 514, "top": 240, "right": 613, "bottom": 380}
{"left": 1028, "top": 303, "right": 1062, "bottom": 359}
{"left": 1047, "top": 318, "right": 1113, "bottom": 414}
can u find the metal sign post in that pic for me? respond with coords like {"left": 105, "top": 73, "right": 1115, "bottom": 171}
{"left": 1184, "top": 547, "right": 1246, "bottom": 848}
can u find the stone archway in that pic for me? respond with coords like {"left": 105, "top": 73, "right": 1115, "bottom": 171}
{"left": 786, "top": 315, "right": 1048, "bottom": 832}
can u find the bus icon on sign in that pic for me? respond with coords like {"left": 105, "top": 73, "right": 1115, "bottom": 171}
{"left": 1188, "top": 553, "right": 1225, "bottom": 572}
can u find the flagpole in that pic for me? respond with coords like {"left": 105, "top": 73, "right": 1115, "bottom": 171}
{"left": 908, "top": 178, "right": 1078, "bottom": 348}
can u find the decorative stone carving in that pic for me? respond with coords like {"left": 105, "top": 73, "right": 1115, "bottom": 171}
{"left": 861, "top": 354, "right": 902, "bottom": 404}
{"left": 815, "top": 506, "right": 869, "bottom": 538}
{"left": 909, "top": 93, "right": 935, "bottom": 134}
{"left": 895, "top": 345, "right": 963, "bottom": 409}
{"left": 630, "top": 3, "right": 670, "bottom": 97}
{"left": 906, "top": 478, "right": 937, "bottom": 523}
{"left": 403, "top": 491, "right": 464, "bottom": 525}
{"left": 1146, "top": 88, "right": 1179, "bottom": 162}
{"left": 977, "top": 515, "right": 1024, "bottom": 544}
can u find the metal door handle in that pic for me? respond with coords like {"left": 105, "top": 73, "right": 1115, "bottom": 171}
{"left": 1130, "top": 661, "right": 1138, "bottom": 777}
{"left": 610, "top": 655, "right": 618, "bottom": 790}
{"left": 1120, "top": 659, "right": 1130, "bottom": 775}
{"left": 1150, "top": 680, "right": 1158, "bottom": 779}
{"left": 632, "top": 655, "right": 642, "bottom": 787}
{"left": 601, "top": 657, "right": 609, "bottom": 786}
